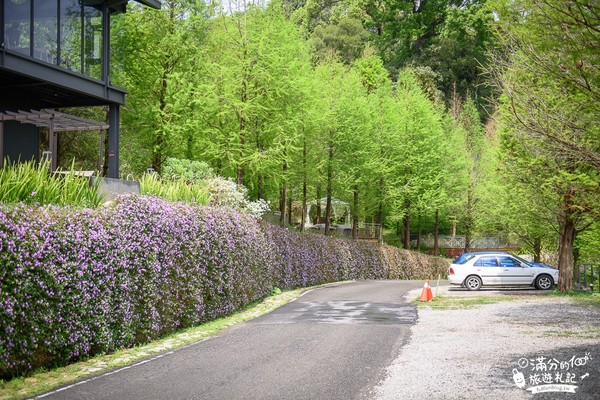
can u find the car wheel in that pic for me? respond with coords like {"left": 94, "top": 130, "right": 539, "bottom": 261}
{"left": 535, "top": 274, "right": 553, "bottom": 290}
{"left": 465, "top": 275, "right": 482, "bottom": 291}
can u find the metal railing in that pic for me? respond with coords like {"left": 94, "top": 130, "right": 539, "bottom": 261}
{"left": 575, "top": 263, "right": 600, "bottom": 292}
{"left": 416, "top": 234, "right": 519, "bottom": 250}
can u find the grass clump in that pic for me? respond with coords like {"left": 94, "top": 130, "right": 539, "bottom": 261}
{"left": 549, "top": 289, "right": 600, "bottom": 307}
{"left": 543, "top": 328, "right": 600, "bottom": 339}
{"left": 415, "top": 294, "right": 519, "bottom": 310}
{"left": 0, "top": 159, "right": 101, "bottom": 207}
{"left": 139, "top": 173, "right": 209, "bottom": 205}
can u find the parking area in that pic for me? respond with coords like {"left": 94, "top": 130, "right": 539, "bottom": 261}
{"left": 376, "top": 283, "right": 600, "bottom": 400}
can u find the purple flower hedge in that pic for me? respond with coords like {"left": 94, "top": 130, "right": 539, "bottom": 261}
{"left": 0, "top": 195, "right": 447, "bottom": 378}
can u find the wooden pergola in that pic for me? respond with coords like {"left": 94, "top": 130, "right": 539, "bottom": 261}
{"left": 0, "top": 109, "right": 109, "bottom": 172}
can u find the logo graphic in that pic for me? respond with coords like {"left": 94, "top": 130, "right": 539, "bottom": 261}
{"left": 512, "top": 352, "right": 592, "bottom": 394}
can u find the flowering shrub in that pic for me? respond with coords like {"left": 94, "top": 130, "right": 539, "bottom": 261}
{"left": 205, "top": 177, "right": 270, "bottom": 219}
{"left": 0, "top": 196, "right": 447, "bottom": 378}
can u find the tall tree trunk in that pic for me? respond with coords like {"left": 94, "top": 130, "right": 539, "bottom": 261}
{"left": 403, "top": 207, "right": 411, "bottom": 250}
{"left": 186, "top": 133, "right": 193, "bottom": 160}
{"left": 324, "top": 145, "right": 334, "bottom": 236}
{"left": 237, "top": 47, "right": 248, "bottom": 186}
{"left": 377, "top": 177, "right": 385, "bottom": 244}
{"left": 315, "top": 185, "right": 322, "bottom": 224}
{"left": 464, "top": 186, "right": 474, "bottom": 253}
{"left": 325, "top": 195, "right": 332, "bottom": 235}
{"left": 279, "top": 155, "right": 288, "bottom": 227}
{"left": 352, "top": 188, "right": 359, "bottom": 239}
{"left": 558, "top": 218, "right": 575, "bottom": 291}
{"left": 300, "top": 137, "right": 307, "bottom": 231}
{"left": 153, "top": 66, "right": 169, "bottom": 174}
{"left": 558, "top": 190, "right": 577, "bottom": 291}
{"left": 152, "top": 6, "right": 176, "bottom": 174}
{"left": 257, "top": 175, "right": 264, "bottom": 200}
{"left": 416, "top": 211, "right": 421, "bottom": 251}
{"left": 533, "top": 236, "right": 542, "bottom": 263}
{"left": 287, "top": 196, "right": 293, "bottom": 226}
{"left": 279, "top": 187, "right": 287, "bottom": 227}
{"left": 433, "top": 209, "right": 440, "bottom": 256}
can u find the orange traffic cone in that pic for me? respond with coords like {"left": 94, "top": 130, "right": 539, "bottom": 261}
{"left": 419, "top": 279, "right": 433, "bottom": 302}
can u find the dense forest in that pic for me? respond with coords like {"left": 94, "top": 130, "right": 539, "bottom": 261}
{"left": 60, "top": 0, "right": 599, "bottom": 290}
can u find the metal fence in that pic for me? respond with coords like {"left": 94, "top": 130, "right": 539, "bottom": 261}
{"left": 417, "top": 234, "right": 519, "bottom": 250}
{"left": 575, "top": 263, "right": 600, "bottom": 292}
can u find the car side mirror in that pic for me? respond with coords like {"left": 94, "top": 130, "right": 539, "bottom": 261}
{"left": 520, "top": 262, "right": 528, "bottom": 268}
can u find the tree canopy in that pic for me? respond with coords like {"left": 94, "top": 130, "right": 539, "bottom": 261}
{"left": 58, "top": 0, "right": 599, "bottom": 290}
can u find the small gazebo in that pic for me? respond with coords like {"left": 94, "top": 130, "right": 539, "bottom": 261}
{"left": 304, "top": 197, "right": 351, "bottom": 229}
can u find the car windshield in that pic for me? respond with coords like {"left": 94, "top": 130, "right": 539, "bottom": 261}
{"left": 453, "top": 254, "right": 477, "bottom": 265}
{"left": 510, "top": 254, "right": 535, "bottom": 267}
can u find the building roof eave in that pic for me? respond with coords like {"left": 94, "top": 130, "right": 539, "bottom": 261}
{"left": 0, "top": 109, "right": 110, "bottom": 132}
{"left": 134, "top": 0, "right": 161, "bottom": 9}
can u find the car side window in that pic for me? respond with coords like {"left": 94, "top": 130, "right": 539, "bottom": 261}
{"left": 474, "top": 256, "right": 498, "bottom": 267}
{"left": 499, "top": 256, "right": 519, "bottom": 268}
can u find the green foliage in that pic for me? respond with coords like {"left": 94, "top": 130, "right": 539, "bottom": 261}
{"left": 139, "top": 173, "right": 209, "bottom": 205}
{"left": 102, "top": 1, "right": 478, "bottom": 238}
{"left": 161, "top": 158, "right": 214, "bottom": 183}
{"left": 489, "top": 0, "right": 600, "bottom": 287}
{"left": 353, "top": 52, "right": 390, "bottom": 93}
{"left": 269, "top": 287, "right": 282, "bottom": 296}
{"left": 415, "top": 3, "right": 496, "bottom": 112}
{"left": 112, "top": 1, "right": 212, "bottom": 174}
{"left": 310, "top": 17, "right": 369, "bottom": 64}
{"left": 194, "top": 1, "right": 312, "bottom": 199}
{"left": 0, "top": 160, "right": 102, "bottom": 207}
{"left": 139, "top": 160, "right": 271, "bottom": 217}
{"left": 576, "top": 222, "right": 600, "bottom": 263}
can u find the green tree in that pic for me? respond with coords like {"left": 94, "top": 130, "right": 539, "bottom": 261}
{"left": 312, "top": 59, "right": 370, "bottom": 234}
{"left": 457, "top": 97, "right": 486, "bottom": 251}
{"left": 112, "top": 1, "right": 210, "bottom": 174}
{"left": 196, "top": 1, "right": 312, "bottom": 207}
{"left": 310, "top": 17, "right": 369, "bottom": 64}
{"left": 491, "top": 0, "right": 600, "bottom": 290}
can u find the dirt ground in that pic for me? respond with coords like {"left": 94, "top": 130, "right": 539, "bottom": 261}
{"left": 375, "top": 285, "right": 600, "bottom": 400}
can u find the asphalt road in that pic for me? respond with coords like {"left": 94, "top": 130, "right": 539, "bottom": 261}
{"left": 36, "top": 280, "right": 424, "bottom": 400}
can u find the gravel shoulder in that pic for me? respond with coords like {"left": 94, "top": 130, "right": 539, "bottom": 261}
{"left": 375, "top": 286, "right": 600, "bottom": 400}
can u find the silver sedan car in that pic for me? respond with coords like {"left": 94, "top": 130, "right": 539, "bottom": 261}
{"left": 447, "top": 252, "right": 559, "bottom": 291}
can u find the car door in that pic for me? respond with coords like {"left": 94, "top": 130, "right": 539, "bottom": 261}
{"left": 473, "top": 256, "right": 503, "bottom": 285}
{"left": 499, "top": 256, "right": 535, "bottom": 285}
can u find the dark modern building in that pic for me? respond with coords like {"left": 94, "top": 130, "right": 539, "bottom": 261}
{"left": 0, "top": 0, "right": 160, "bottom": 178}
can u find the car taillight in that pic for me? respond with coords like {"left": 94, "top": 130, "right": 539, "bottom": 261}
{"left": 449, "top": 267, "right": 455, "bottom": 275}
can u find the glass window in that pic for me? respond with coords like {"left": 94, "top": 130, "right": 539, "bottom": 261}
{"left": 33, "top": 0, "right": 58, "bottom": 64}
{"left": 60, "top": 0, "right": 82, "bottom": 73}
{"left": 474, "top": 256, "right": 498, "bottom": 267}
{"left": 4, "top": 0, "right": 106, "bottom": 81}
{"left": 499, "top": 256, "right": 520, "bottom": 268}
{"left": 4, "top": 0, "right": 31, "bottom": 56}
{"left": 454, "top": 254, "right": 476, "bottom": 265}
{"left": 83, "top": 4, "right": 103, "bottom": 80}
